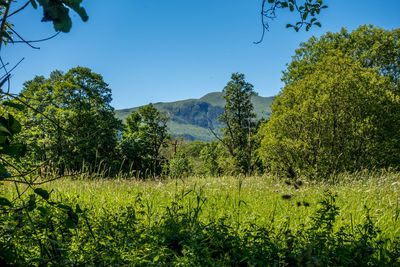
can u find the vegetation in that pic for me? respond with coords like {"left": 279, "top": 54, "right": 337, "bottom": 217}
{"left": 217, "top": 73, "right": 257, "bottom": 174}
{"left": 119, "top": 103, "right": 170, "bottom": 177}
{"left": 0, "top": 0, "right": 399, "bottom": 264}
{"left": 1, "top": 172, "right": 400, "bottom": 265}
{"left": 14, "top": 67, "right": 122, "bottom": 174}
{"left": 259, "top": 26, "right": 400, "bottom": 179}
{"left": 116, "top": 92, "right": 274, "bottom": 142}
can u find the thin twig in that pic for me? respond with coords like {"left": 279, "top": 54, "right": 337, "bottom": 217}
{"left": 7, "top": 1, "right": 30, "bottom": 18}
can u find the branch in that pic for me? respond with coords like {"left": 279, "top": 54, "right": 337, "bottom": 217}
{"left": 7, "top": 1, "right": 30, "bottom": 18}
{"left": 0, "top": 0, "right": 12, "bottom": 50}
{"left": 8, "top": 27, "right": 40, "bottom": 49}
{"left": 12, "top": 32, "right": 60, "bottom": 44}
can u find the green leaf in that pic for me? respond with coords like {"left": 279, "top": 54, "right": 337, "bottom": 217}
{"left": 57, "top": 203, "right": 72, "bottom": 211}
{"left": 30, "top": 0, "right": 37, "bottom": 9}
{"left": 314, "top": 22, "right": 322, "bottom": 27}
{"left": 37, "top": 206, "right": 48, "bottom": 215}
{"left": 0, "top": 197, "right": 12, "bottom": 207}
{"left": 2, "top": 101, "right": 25, "bottom": 111}
{"left": 34, "top": 188, "right": 50, "bottom": 200}
{"left": 27, "top": 194, "right": 36, "bottom": 211}
{"left": 75, "top": 203, "right": 82, "bottom": 213}
{"left": 8, "top": 114, "right": 21, "bottom": 134}
{"left": 0, "top": 125, "right": 10, "bottom": 136}
{"left": 0, "top": 135, "right": 7, "bottom": 145}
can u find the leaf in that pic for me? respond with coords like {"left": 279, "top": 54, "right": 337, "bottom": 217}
{"left": 314, "top": 22, "right": 322, "bottom": 27}
{"left": 8, "top": 114, "right": 21, "bottom": 134}
{"left": 27, "top": 194, "right": 36, "bottom": 211}
{"left": 75, "top": 203, "right": 82, "bottom": 213}
{"left": 37, "top": 0, "right": 88, "bottom": 32}
{"left": 37, "top": 206, "right": 49, "bottom": 215}
{"left": 34, "top": 188, "right": 50, "bottom": 200}
{"left": 65, "top": 210, "right": 79, "bottom": 228}
{"left": 57, "top": 203, "right": 73, "bottom": 211}
{"left": 0, "top": 136, "right": 7, "bottom": 145}
{"left": 0, "top": 125, "right": 10, "bottom": 136}
{"left": 30, "top": 0, "right": 37, "bottom": 9}
{"left": 0, "top": 197, "right": 12, "bottom": 207}
{"left": 2, "top": 101, "right": 25, "bottom": 111}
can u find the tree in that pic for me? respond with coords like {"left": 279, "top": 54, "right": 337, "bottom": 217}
{"left": 282, "top": 25, "right": 400, "bottom": 89}
{"left": 119, "top": 103, "right": 169, "bottom": 177}
{"left": 215, "top": 73, "right": 256, "bottom": 174}
{"left": 258, "top": 53, "right": 400, "bottom": 178}
{"left": 16, "top": 67, "right": 122, "bottom": 173}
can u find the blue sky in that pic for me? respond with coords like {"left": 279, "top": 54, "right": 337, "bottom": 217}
{"left": 3, "top": 0, "right": 400, "bottom": 109}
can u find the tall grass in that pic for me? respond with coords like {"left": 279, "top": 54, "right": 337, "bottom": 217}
{"left": 1, "top": 170, "right": 400, "bottom": 265}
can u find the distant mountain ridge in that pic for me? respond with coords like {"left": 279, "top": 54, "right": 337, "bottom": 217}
{"left": 115, "top": 92, "right": 274, "bottom": 142}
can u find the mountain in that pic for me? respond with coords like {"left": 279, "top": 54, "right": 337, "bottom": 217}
{"left": 115, "top": 92, "right": 274, "bottom": 142}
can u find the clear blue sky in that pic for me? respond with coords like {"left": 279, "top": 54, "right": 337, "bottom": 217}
{"left": 3, "top": 0, "right": 400, "bottom": 109}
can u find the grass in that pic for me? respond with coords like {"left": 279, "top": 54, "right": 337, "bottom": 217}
{"left": 1, "top": 171, "right": 400, "bottom": 265}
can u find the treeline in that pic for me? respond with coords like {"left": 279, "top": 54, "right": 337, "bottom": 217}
{"left": 7, "top": 25, "right": 400, "bottom": 180}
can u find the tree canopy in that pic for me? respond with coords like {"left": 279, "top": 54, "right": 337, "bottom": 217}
{"left": 259, "top": 51, "right": 400, "bottom": 178}
{"left": 16, "top": 67, "right": 121, "bottom": 173}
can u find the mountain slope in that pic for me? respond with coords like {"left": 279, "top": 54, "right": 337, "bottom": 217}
{"left": 115, "top": 92, "right": 274, "bottom": 141}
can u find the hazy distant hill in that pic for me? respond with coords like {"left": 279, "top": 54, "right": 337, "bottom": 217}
{"left": 115, "top": 92, "right": 274, "bottom": 142}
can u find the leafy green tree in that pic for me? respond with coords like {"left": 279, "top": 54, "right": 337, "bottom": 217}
{"left": 216, "top": 73, "right": 256, "bottom": 174}
{"left": 16, "top": 67, "right": 121, "bottom": 173}
{"left": 119, "top": 103, "right": 170, "bottom": 177}
{"left": 282, "top": 25, "right": 400, "bottom": 90}
{"left": 258, "top": 53, "right": 400, "bottom": 178}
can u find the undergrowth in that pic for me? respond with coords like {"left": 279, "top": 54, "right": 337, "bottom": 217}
{"left": 1, "top": 172, "right": 400, "bottom": 266}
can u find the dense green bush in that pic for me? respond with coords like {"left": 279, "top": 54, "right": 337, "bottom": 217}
{"left": 168, "top": 152, "right": 193, "bottom": 178}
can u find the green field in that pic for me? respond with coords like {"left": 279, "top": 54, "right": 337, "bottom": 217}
{"left": 2, "top": 171, "right": 400, "bottom": 265}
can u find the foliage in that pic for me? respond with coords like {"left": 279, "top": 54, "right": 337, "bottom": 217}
{"left": 259, "top": 26, "right": 400, "bottom": 178}
{"left": 257, "top": 0, "right": 328, "bottom": 43}
{"left": 33, "top": 0, "right": 88, "bottom": 32}
{"left": 199, "top": 141, "right": 221, "bottom": 176}
{"left": 168, "top": 151, "right": 192, "bottom": 179}
{"left": 1, "top": 172, "right": 400, "bottom": 265}
{"left": 219, "top": 73, "right": 257, "bottom": 174}
{"left": 282, "top": 25, "right": 400, "bottom": 89}
{"left": 14, "top": 67, "right": 122, "bottom": 173}
{"left": 0, "top": 2, "right": 88, "bottom": 255}
{"left": 119, "top": 103, "right": 170, "bottom": 177}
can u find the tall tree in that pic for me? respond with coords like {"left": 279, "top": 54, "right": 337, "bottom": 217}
{"left": 119, "top": 103, "right": 169, "bottom": 177}
{"left": 216, "top": 73, "right": 256, "bottom": 174}
{"left": 16, "top": 67, "right": 122, "bottom": 173}
{"left": 259, "top": 53, "right": 400, "bottom": 178}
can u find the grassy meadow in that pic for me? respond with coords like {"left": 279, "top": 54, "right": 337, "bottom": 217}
{"left": 2, "top": 171, "right": 400, "bottom": 265}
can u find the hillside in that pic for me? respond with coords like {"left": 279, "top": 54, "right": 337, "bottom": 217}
{"left": 115, "top": 92, "right": 274, "bottom": 141}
